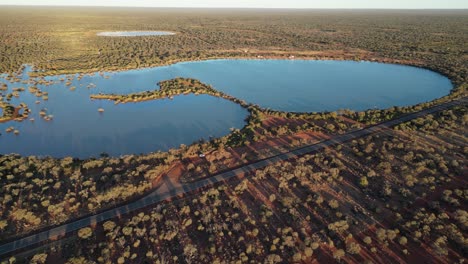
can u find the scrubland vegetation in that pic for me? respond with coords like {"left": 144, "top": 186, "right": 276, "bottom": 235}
{"left": 90, "top": 78, "right": 224, "bottom": 103}
{"left": 0, "top": 7, "right": 466, "bottom": 86}
{"left": 0, "top": 153, "right": 169, "bottom": 240}
{"left": 9, "top": 103, "right": 466, "bottom": 264}
{"left": 0, "top": 102, "right": 15, "bottom": 123}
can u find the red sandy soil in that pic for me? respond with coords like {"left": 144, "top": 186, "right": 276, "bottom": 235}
{"left": 176, "top": 114, "right": 359, "bottom": 184}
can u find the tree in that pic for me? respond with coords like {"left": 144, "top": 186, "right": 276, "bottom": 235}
{"left": 333, "top": 249, "right": 345, "bottom": 261}
{"left": 359, "top": 176, "right": 369, "bottom": 187}
{"left": 363, "top": 236, "right": 372, "bottom": 245}
{"left": 433, "top": 236, "right": 448, "bottom": 256}
{"left": 399, "top": 236, "right": 408, "bottom": 246}
{"left": 292, "top": 252, "right": 302, "bottom": 262}
{"left": 367, "top": 170, "right": 376, "bottom": 178}
{"left": 454, "top": 210, "right": 468, "bottom": 227}
{"left": 346, "top": 242, "right": 361, "bottom": 254}
{"left": 30, "top": 253, "right": 48, "bottom": 264}
{"left": 265, "top": 254, "right": 282, "bottom": 264}
{"left": 328, "top": 199, "right": 339, "bottom": 209}
{"left": 328, "top": 220, "right": 349, "bottom": 234}
{"left": 103, "top": 221, "right": 116, "bottom": 232}
{"left": 304, "top": 247, "right": 313, "bottom": 257}
{"left": 269, "top": 194, "right": 276, "bottom": 202}
{"left": 0, "top": 220, "right": 7, "bottom": 231}
{"left": 311, "top": 242, "right": 320, "bottom": 250}
{"left": 376, "top": 228, "right": 387, "bottom": 241}
{"left": 184, "top": 244, "right": 198, "bottom": 260}
{"left": 77, "top": 227, "right": 93, "bottom": 240}
{"left": 387, "top": 230, "right": 398, "bottom": 241}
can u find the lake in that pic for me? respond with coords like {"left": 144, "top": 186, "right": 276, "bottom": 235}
{"left": 97, "top": 31, "right": 176, "bottom": 37}
{"left": 0, "top": 60, "right": 452, "bottom": 157}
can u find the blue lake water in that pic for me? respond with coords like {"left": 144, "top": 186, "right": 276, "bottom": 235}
{"left": 0, "top": 60, "right": 452, "bottom": 157}
{"left": 97, "top": 31, "right": 176, "bottom": 37}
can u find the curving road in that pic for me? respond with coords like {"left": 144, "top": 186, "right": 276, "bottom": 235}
{"left": 0, "top": 97, "right": 466, "bottom": 258}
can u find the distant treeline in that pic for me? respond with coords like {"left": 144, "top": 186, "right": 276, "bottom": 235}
{"left": 0, "top": 7, "right": 466, "bottom": 87}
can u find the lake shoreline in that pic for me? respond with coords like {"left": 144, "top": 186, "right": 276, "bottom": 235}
{"left": 22, "top": 52, "right": 462, "bottom": 108}
{"left": 0, "top": 58, "right": 462, "bottom": 158}
{"left": 96, "top": 31, "right": 177, "bottom": 37}
{"left": 24, "top": 50, "right": 447, "bottom": 83}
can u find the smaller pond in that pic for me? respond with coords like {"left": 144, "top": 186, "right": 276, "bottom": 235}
{"left": 97, "top": 31, "right": 176, "bottom": 37}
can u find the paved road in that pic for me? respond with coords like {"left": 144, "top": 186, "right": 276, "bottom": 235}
{"left": 0, "top": 97, "right": 466, "bottom": 258}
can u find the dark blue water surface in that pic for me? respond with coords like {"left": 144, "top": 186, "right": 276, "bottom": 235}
{"left": 0, "top": 60, "right": 452, "bottom": 157}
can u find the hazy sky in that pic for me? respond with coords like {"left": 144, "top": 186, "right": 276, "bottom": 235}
{"left": 0, "top": 0, "right": 466, "bottom": 9}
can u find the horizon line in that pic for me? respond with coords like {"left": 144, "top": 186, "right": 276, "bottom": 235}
{"left": 0, "top": 5, "right": 467, "bottom": 10}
